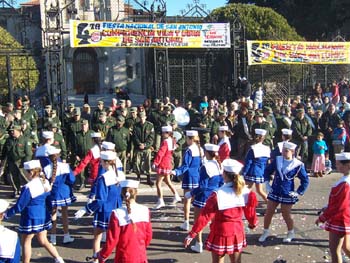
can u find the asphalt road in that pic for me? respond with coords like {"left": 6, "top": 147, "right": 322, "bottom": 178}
{"left": 0, "top": 172, "right": 343, "bottom": 263}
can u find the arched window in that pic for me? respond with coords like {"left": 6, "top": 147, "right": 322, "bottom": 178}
{"left": 73, "top": 48, "right": 99, "bottom": 94}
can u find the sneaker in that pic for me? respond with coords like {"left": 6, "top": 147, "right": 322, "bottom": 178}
{"left": 154, "top": 199, "right": 165, "bottom": 210}
{"left": 57, "top": 209, "right": 62, "bottom": 218}
{"left": 283, "top": 230, "right": 295, "bottom": 243}
{"left": 54, "top": 257, "right": 65, "bottom": 263}
{"left": 101, "top": 231, "right": 106, "bottom": 243}
{"left": 190, "top": 242, "right": 203, "bottom": 253}
{"left": 258, "top": 229, "right": 270, "bottom": 242}
{"left": 63, "top": 234, "right": 74, "bottom": 244}
{"left": 180, "top": 221, "right": 190, "bottom": 231}
{"left": 50, "top": 235, "right": 56, "bottom": 245}
{"left": 171, "top": 195, "right": 182, "bottom": 205}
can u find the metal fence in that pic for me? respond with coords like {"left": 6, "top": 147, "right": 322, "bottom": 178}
{"left": 247, "top": 64, "right": 350, "bottom": 104}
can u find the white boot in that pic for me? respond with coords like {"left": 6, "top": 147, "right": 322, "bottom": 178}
{"left": 190, "top": 241, "right": 203, "bottom": 253}
{"left": 54, "top": 257, "right": 65, "bottom": 263}
{"left": 50, "top": 234, "right": 56, "bottom": 245}
{"left": 63, "top": 233, "right": 74, "bottom": 244}
{"left": 180, "top": 221, "right": 189, "bottom": 231}
{"left": 154, "top": 198, "right": 165, "bottom": 209}
{"left": 171, "top": 194, "right": 182, "bottom": 205}
{"left": 283, "top": 229, "right": 295, "bottom": 243}
{"left": 258, "top": 229, "right": 270, "bottom": 242}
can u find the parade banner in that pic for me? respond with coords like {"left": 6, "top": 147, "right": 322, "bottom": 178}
{"left": 70, "top": 20, "right": 231, "bottom": 48}
{"left": 247, "top": 40, "right": 350, "bottom": 65}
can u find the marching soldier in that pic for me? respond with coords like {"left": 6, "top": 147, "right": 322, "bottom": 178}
{"left": 0, "top": 125, "right": 32, "bottom": 197}
{"left": 125, "top": 107, "right": 139, "bottom": 173}
{"left": 67, "top": 107, "right": 82, "bottom": 150}
{"left": 132, "top": 111, "right": 155, "bottom": 186}
{"left": 106, "top": 115, "right": 130, "bottom": 173}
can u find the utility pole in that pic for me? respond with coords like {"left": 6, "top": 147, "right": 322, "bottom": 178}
{"left": 6, "top": 54, "right": 13, "bottom": 103}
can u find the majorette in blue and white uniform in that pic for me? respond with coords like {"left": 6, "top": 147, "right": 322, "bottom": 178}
{"left": 264, "top": 142, "right": 309, "bottom": 204}
{"left": 6, "top": 160, "right": 52, "bottom": 234}
{"left": 174, "top": 130, "right": 203, "bottom": 189}
{"left": 242, "top": 129, "right": 270, "bottom": 184}
{"left": 191, "top": 144, "right": 223, "bottom": 208}
{"left": 44, "top": 146, "right": 76, "bottom": 208}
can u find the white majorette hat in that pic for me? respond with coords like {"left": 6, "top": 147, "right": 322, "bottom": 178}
{"left": 102, "top": 141, "right": 115, "bottom": 150}
{"left": 283, "top": 141, "right": 297, "bottom": 150}
{"left": 335, "top": 152, "right": 350, "bottom": 161}
{"left": 100, "top": 151, "right": 117, "bottom": 160}
{"left": 222, "top": 159, "right": 243, "bottom": 174}
{"left": 282, "top": 129, "right": 293, "bottom": 136}
{"left": 91, "top": 132, "right": 101, "bottom": 138}
{"left": 219, "top": 126, "right": 229, "bottom": 131}
{"left": 46, "top": 146, "right": 61, "bottom": 155}
{"left": 24, "top": 160, "right": 41, "bottom": 170}
{"left": 42, "top": 131, "right": 54, "bottom": 139}
{"left": 0, "top": 199, "right": 9, "bottom": 213}
{"left": 255, "top": 129, "right": 267, "bottom": 136}
{"left": 161, "top": 126, "right": 172, "bottom": 133}
{"left": 204, "top": 143, "right": 220, "bottom": 152}
{"left": 120, "top": 179, "right": 139, "bottom": 189}
{"left": 186, "top": 130, "right": 198, "bottom": 137}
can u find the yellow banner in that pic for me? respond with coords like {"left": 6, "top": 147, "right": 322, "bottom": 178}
{"left": 70, "top": 20, "right": 231, "bottom": 48}
{"left": 247, "top": 40, "right": 350, "bottom": 65}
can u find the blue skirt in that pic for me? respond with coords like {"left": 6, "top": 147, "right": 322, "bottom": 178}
{"left": 50, "top": 195, "right": 77, "bottom": 207}
{"left": 93, "top": 211, "right": 112, "bottom": 230}
{"left": 182, "top": 175, "right": 199, "bottom": 190}
{"left": 19, "top": 218, "right": 52, "bottom": 234}
{"left": 267, "top": 191, "right": 298, "bottom": 204}
{"left": 244, "top": 174, "right": 265, "bottom": 184}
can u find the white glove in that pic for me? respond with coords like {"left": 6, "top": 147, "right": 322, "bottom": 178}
{"left": 184, "top": 191, "right": 192, "bottom": 199}
{"left": 288, "top": 191, "right": 299, "bottom": 198}
{"left": 184, "top": 235, "right": 193, "bottom": 248}
{"left": 74, "top": 207, "right": 87, "bottom": 219}
{"left": 171, "top": 170, "right": 176, "bottom": 176}
{"left": 87, "top": 198, "right": 93, "bottom": 204}
{"left": 151, "top": 164, "right": 156, "bottom": 171}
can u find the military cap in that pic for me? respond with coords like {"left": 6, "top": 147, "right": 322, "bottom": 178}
{"left": 218, "top": 109, "right": 226, "bottom": 115}
{"left": 119, "top": 99, "right": 126, "bottom": 105}
{"left": 51, "top": 109, "right": 57, "bottom": 114}
{"left": 74, "top": 107, "right": 81, "bottom": 115}
{"left": 130, "top": 107, "right": 137, "bottom": 113}
{"left": 163, "top": 105, "right": 171, "bottom": 111}
{"left": 81, "top": 119, "right": 89, "bottom": 125}
{"left": 45, "top": 104, "right": 52, "bottom": 109}
{"left": 99, "top": 111, "right": 107, "bottom": 117}
{"left": 255, "top": 112, "right": 264, "bottom": 117}
{"left": 170, "top": 119, "right": 177, "bottom": 125}
{"left": 68, "top": 103, "right": 75, "bottom": 108}
{"left": 296, "top": 108, "right": 305, "bottom": 113}
{"left": 248, "top": 109, "right": 255, "bottom": 115}
{"left": 121, "top": 108, "right": 128, "bottom": 113}
{"left": 186, "top": 100, "right": 192, "bottom": 105}
{"left": 21, "top": 119, "right": 27, "bottom": 125}
{"left": 98, "top": 101, "right": 104, "bottom": 105}
{"left": 83, "top": 103, "right": 90, "bottom": 108}
{"left": 6, "top": 102, "right": 13, "bottom": 107}
{"left": 154, "top": 99, "right": 160, "bottom": 104}
{"left": 116, "top": 115, "right": 125, "bottom": 122}
{"left": 263, "top": 106, "right": 272, "bottom": 113}
{"left": 10, "top": 125, "right": 22, "bottom": 131}
{"left": 139, "top": 112, "right": 146, "bottom": 118}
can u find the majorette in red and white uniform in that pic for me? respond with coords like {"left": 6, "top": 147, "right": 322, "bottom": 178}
{"left": 153, "top": 127, "right": 175, "bottom": 175}
{"left": 188, "top": 183, "right": 258, "bottom": 255}
{"left": 218, "top": 126, "right": 231, "bottom": 161}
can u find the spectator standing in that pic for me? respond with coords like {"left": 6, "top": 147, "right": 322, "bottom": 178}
{"left": 311, "top": 132, "right": 328, "bottom": 177}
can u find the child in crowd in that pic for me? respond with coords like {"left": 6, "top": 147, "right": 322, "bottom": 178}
{"left": 184, "top": 159, "right": 258, "bottom": 262}
{"left": 44, "top": 146, "right": 76, "bottom": 245}
{"left": 316, "top": 152, "right": 350, "bottom": 263}
{"left": 311, "top": 132, "right": 328, "bottom": 177}
{"left": 242, "top": 129, "right": 271, "bottom": 203}
{"left": 5, "top": 160, "right": 65, "bottom": 263}
{"left": 0, "top": 199, "right": 20, "bottom": 263}
{"left": 325, "top": 153, "right": 333, "bottom": 174}
{"left": 173, "top": 130, "right": 203, "bottom": 231}
{"left": 184, "top": 143, "right": 223, "bottom": 253}
{"left": 332, "top": 120, "right": 347, "bottom": 154}
{"left": 218, "top": 126, "right": 231, "bottom": 161}
{"left": 259, "top": 142, "right": 309, "bottom": 243}
{"left": 97, "top": 180, "right": 152, "bottom": 263}
{"left": 153, "top": 126, "right": 181, "bottom": 209}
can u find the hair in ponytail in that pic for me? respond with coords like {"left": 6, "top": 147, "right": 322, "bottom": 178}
{"left": 254, "top": 134, "right": 264, "bottom": 144}
{"left": 206, "top": 150, "right": 222, "bottom": 170}
{"left": 224, "top": 171, "right": 245, "bottom": 195}
{"left": 93, "top": 137, "right": 102, "bottom": 151}
{"left": 122, "top": 187, "right": 138, "bottom": 231}
{"left": 49, "top": 154, "right": 58, "bottom": 185}
{"left": 193, "top": 136, "right": 203, "bottom": 159}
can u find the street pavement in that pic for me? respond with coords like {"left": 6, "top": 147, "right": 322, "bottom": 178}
{"left": 0, "top": 171, "right": 344, "bottom": 263}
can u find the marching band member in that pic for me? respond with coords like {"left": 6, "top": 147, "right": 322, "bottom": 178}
{"left": 316, "top": 152, "right": 350, "bottom": 262}
{"left": 172, "top": 130, "right": 203, "bottom": 231}
{"left": 185, "top": 143, "right": 223, "bottom": 253}
{"left": 44, "top": 146, "right": 76, "bottom": 246}
{"left": 0, "top": 199, "right": 20, "bottom": 263}
{"left": 152, "top": 126, "right": 181, "bottom": 209}
{"left": 74, "top": 151, "right": 122, "bottom": 263}
{"left": 97, "top": 180, "right": 152, "bottom": 263}
{"left": 242, "top": 129, "right": 271, "bottom": 202}
{"left": 259, "top": 141, "right": 309, "bottom": 243}
{"left": 5, "top": 160, "right": 65, "bottom": 263}
{"left": 184, "top": 159, "right": 258, "bottom": 263}
{"left": 35, "top": 131, "right": 55, "bottom": 168}
{"left": 218, "top": 126, "right": 231, "bottom": 161}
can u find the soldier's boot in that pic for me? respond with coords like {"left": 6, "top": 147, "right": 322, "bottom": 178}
{"left": 136, "top": 173, "right": 141, "bottom": 182}
{"left": 146, "top": 174, "right": 154, "bottom": 187}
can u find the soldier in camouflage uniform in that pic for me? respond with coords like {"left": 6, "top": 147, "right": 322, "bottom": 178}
{"left": 132, "top": 111, "right": 155, "bottom": 186}
{"left": 73, "top": 119, "right": 93, "bottom": 189}
{"left": 0, "top": 125, "right": 32, "bottom": 197}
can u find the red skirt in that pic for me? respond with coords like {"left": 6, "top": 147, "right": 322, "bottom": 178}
{"left": 205, "top": 232, "right": 247, "bottom": 255}
{"left": 156, "top": 167, "right": 172, "bottom": 175}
